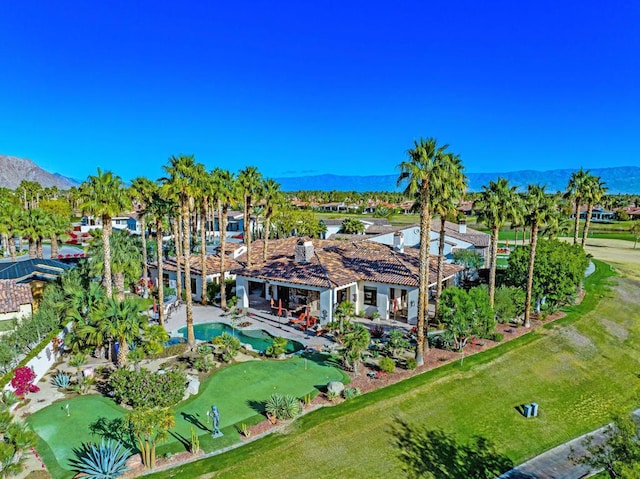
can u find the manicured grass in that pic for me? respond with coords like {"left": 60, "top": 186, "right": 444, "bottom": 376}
{"left": 147, "top": 260, "right": 640, "bottom": 478}
{"left": 28, "top": 353, "right": 347, "bottom": 478}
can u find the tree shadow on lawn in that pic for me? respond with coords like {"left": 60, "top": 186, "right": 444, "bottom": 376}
{"left": 181, "top": 412, "right": 210, "bottom": 432}
{"left": 301, "top": 351, "right": 341, "bottom": 369}
{"left": 88, "top": 416, "right": 136, "bottom": 451}
{"left": 247, "top": 399, "right": 265, "bottom": 415}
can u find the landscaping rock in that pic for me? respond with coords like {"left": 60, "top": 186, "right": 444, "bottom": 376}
{"left": 327, "top": 381, "right": 344, "bottom": 395}
{"left": 184, "top": 375, "right": 200, "bottom": 399}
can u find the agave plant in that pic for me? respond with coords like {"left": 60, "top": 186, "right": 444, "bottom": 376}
{"left": 70, "top": 438, "right": 131, "bottom": 479}
{"left": 52, "top": 372, "right": 71, "bottom": 389}
{"left": 264, "top": 393, "right": 301, "bottom": 421}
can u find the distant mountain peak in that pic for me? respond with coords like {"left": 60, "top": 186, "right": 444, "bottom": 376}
{"left": 0, "top": 155, "right": 80, "bottom": 190}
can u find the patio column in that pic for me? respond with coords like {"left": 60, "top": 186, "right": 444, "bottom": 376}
{"left": 407, "top": 289, "right": 419, "bottom": 325}
{"left": 236, "top": 276, "right": 250, "bottom": 309}
{"left": 319, "top": 289, "right": 333, "bottom": 325}
{"left": 377, "top": 284, "right": 390, "bottom": 321}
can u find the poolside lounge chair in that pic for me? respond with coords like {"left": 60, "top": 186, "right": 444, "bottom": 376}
{"left": 290, "top": 312, "right": 306, "bottom": 325}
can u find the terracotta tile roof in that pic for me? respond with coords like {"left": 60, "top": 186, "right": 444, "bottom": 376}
{"left": 0, "top": 280, "right": 33, "bottom": 314}
{"left": 236, "top": 237, "right": 463, "bottom": 289}
{"left": 430, "top": 218, "right": 490, "bottom": 248}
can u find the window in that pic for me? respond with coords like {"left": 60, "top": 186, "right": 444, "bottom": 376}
{"left": 364, "top": 286, "right": 377, "bottom": 306}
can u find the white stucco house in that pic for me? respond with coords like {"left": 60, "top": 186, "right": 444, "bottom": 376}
{"left": 0, "top": 280, "right": 33, "bottom": 323}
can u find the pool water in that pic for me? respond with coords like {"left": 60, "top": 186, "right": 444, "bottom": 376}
{"left": 178, "top": 322, "right": 304, "bottom": 353}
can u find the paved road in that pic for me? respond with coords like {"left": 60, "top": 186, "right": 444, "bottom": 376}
{"left": 0, "top": 244, "right": 84, "bottom": 263}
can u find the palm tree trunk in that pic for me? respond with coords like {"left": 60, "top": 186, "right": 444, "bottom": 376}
{"left": 115, "top": 272, "right": 125, "bottom": 302}
{"left": 416, "top": 187, "right": 431, "bottom": 366}
{"left": 434, "top": 218, "right": 446, "bottom": 319}
{"left": 0, "top": 233, "right": 6, "bottom": 257}
{"left": 9, "top": 234, "right": 17, "bottom": 262}
{"left": 141, "top": 217, "right": 148, "bottom": 280}
{"left": 244, "top": 194, "right": 252, "bottom": 268}
{"left": 36, "top": 238, "right": 44, "bottom": 258}
{"left": 581, "top": 203, "right": 594, "bottom": 248}
{"left": 182, "top": 201, "right": 195, "bottom": 349}
{"left": 28, "top": 238, "right": 36, "bottom": 259}
{"left": 117, "top": 337, "right": 128, "bottom": 366}
{"left": 263, "top": 215, "right": 271, "bottom": 263}
{"left": 51, "top": 233, "right": 59, "bottom": 258}
{"left": 172, "top": 216, "right": 182, "bottom": 300}
{"left": 200, "top": 205, "right": 207, "bottom": 305}
{"left": 524, "top": 224, "right": 539, "bottom": 327}
{"left": 102, "top": 218, "right": 114, "bottom": 297}
{"left": 573, "top": 199, "right": 581, "bottom": 245}
{"left": 219, "top": 202, "right": 228, "bottom": 310}
{"left": 156, "top": 220, "right": 165, "bottom": 328}
{"left": 488, "top": 225, "right": 499, "bottom": 307}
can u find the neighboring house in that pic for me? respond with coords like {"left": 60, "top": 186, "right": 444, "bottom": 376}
{"left": 617, "top": 206, "right": 640, "bottom": 220}
{"left": 366, "top": 220, "right": 490, "bottom": 268}
{"left": 0, "top": 280, "right": 33, "bottom": 322}
{"left": 148, "top": 253, "right": 243, "bottom": 302}
{"left": 0, "top": 258, "right": 72, "bottom": 283}
{"left": 571, "top": 206, "right": 616, "bottom": 222}
{"left": 317, "top": 202, "right": 359, "bottom": 212}
{"left": 126, "top": 212, "right": 144, "bottom": 234}
{"left": 80, "top": 214, "right": 141, "bottom": 233}
{"left": 234, "top": 237, "right": 463, "bottom": 325}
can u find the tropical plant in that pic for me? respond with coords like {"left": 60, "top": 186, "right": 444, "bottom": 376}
{"left": 127, "top": 407, "right": 175, "bottom": 469}
{"left": 262, "top": 179, "right": 285, "bottom": 262}
{"left": 265, "top": 393, "right": 301, "bottom": 421}
{"left": 339, "top": 218, "right": 366, "bottom": 234}
{"left": 163, "top": 155, "right": 201, "bottom": 349}
{"left": 475, "top": 178, "right": 520, "bottom": 307}
{"left": 238, "top": 166, "right": 264, "bottom": 267}
{"left": 69, "top": 438, "right": 131, "bottom": 479}
{"left": 397, "top": 137, "right": 451, "bottom": 366}
{"left": 129, "top": 176, "right": 158, "bottom": 282}
{"left": 80, "top": 169, "right": 129, "bottom": 297}
{"left": 212, "top": 332, "right": 241, "bottom": 362}
{"left": 437, "top": 287, "right": 495, "bottom": 351}
{"left": 211, "top": 168, "right": 236, "bottom": 310}
{"left": 334, "top": 301, "right": 355, "bottom": 334}
{"left": 581, "top": 174, "right": 607, "bottom": 248}
{"left": 430, "top": 152, "right": 467, "bottom": 318}
{"left": 0, "top": 411, "right": 38, "bottom": 478}
{"left": 493, "top": 286, "right": 526, "bottom": 324}
{"left": 342, "top": 387, "right": 361, "bottom": 400}
{"left": 265, "top": 336, "right": 288, "bottom": 357}
{"left": 521, "top": 185, "right": 557, "bottom": 327}
{"left": 52, "top": 372, "right": 71, "bottom": 389}
{"left": 341, "top": 323, "right": 371, "bottom": 375}
{"left": 632, "top": 222, "right": 640, "bottom": 249}
{"left": 565, "top": 167, "right": 590, "bottom": 245}
{"left": 378, "top": 356, "right": 396, "bottom": 373}
{"left": 386, "top": 329, "right": 410, "bottom": 358}
{"left": 189, "top": 426, "right": 200, "bottom": 454}
{"left": 101, "top": 297, "right": 147, "bottom": 366}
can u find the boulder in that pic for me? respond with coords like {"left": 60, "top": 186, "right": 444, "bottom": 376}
{"left": 327, "top": 381, "right": 344, "bottom": 395}
{"left": 184, "top": 375, "right": 200, "bottom": 400}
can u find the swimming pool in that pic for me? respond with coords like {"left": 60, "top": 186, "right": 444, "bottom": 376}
{"left": 178, "top": 323, "right": 305, "bottom": 353}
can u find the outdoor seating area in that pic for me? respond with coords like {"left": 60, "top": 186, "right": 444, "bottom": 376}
{"left": 148, "top": 295, "right": 181, "bottom": 321}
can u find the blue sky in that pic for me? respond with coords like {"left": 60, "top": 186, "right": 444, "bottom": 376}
{"left": 1, "top": 1, "right": 638, "bottom": 183}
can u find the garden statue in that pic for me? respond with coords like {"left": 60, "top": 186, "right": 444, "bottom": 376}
{"left": 207, "top": 405, "right": 222, "bottom": 438}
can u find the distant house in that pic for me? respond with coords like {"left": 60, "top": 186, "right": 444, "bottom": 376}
{"left": 234, "top": 237, "right": 463, "bottom": 325}
{"left": 0, "top": 280, "right": 33, "bottom": 322}
{"left": 0, "top": 258, "right": 72, "bottom": 283}
{"left": 320, "top": 218, "right": 394, "bottom": 239}
{"left": 571, "top": 206, "right": 616, "bottom": 222}
{"left": 618, "top": 206, "right": 640, "bottom": 220}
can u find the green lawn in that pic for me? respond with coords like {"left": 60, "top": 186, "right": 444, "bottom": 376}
{"left": 147, "top": 260, "right": 640, "bottom": 478}
{"left": 28, "top": 353, "right": 348, "bottom": 478}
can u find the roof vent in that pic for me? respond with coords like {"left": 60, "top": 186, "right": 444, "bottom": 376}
{"left": 458, "top": 220, "right": 467, "bottom": 234}
{"left": 393, "top": 231, "right": 404, "bottom": 253}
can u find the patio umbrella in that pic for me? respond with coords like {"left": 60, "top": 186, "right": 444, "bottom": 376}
{"left": 277, "top": 299, "right": 282, "bottom": 317}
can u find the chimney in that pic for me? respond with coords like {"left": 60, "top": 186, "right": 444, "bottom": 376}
{"left": 458, "top": 219, "right": 467, "bottom": 234}
{"left": 393, "top": 231, "right": 404, "bottom": 253}
{"left": 294, "top": 240, "right": 314, "bottom": 263}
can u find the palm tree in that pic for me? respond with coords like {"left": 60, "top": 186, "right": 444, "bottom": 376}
{"left": 192, "top": 164, "right": 211, "bottom": 305}
{"left": 566, "top": 168, "right": 590, "bottom": 245}
{"left": 262, "top": 179, "right": 284, "bottom": 262}
{"left": 475, "top": 178, "right": 520, "bottom": 307}
{"left": 17, "top": 208, "right": 50, "bottom": 259}
{"left": 80, "top": 169, "right": 129, "bottom": 297}
{"left": 102, "top": 297, "right": 147, "bottom": 366}
{"left": 397, "top": 137, "right": 451, "bottom": 366}
{"left": 0, "top": 192, "right": 20, "bottom": 261}
{"left": 237, "top": 166, "right": 264, "bottom": 268}
{"left": 163, "top": 155, "right": 199, "bottom": 349}
{"left": 130, "top": 177, "right": 158, "bottom": 282}
{"left": 143, "top": 190, "right": 174, "bottom": 328}
{"left": 430, "top": 153, "right": 467, "bottom": 318}
{"left": 631, "top": 222, "right": 640, "bottom": 249}
{"left": 581, "top": 175, "right": 607, "bottom": 248}
{"left": 522, "top": 185, "right": 557, "bottom": 327}
{"left": 212, "top": 168, "right": 236, "bottom": 310}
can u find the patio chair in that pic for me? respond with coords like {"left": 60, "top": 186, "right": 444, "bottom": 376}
{"left": 290, "top": 312, "right": 306, "bottom": 325}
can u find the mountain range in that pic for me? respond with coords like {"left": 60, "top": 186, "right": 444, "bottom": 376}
{"left": 1, "top": 155, "right": 639, "bottom": 194}
{"left": 275, "top": 167, "right": 640, "bottom": 194}
{"left": 0, "top": 155, "right": 79, "bottom": 190}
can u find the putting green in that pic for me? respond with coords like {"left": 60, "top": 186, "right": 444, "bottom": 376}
{"left": 28, "top": 353, "right": 347, "bottom": 478}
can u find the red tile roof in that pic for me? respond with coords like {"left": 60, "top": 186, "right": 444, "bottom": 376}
{"left": 0, "top": 280, "right": 33, "bottom": 314}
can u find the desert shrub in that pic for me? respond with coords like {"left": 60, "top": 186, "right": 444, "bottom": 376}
{"left": 404, "top": 357, "right": 418, "bottom": 370}
{"left": 158, "top": 342, "right": 189, "bottom": 358}
{"left": 326, "top": 390, "right": 339, "bottom": 401}
{"left": 193, "top": 357, "right": 215, "bottom": 373}
{"left": 494, "top": 286, "right": 525, "bottom": 323}
{"left": 109, "top": 368, "right": 186, "bottom": 408}
{"left": 343, "top": 388, "right": 361, "bottom": 400}
{"left": 378, "top": 356, "right": 396, "bottom": 374}
{"left": 69, "top": 439, "right": 131, "bottom": 479}
{"left": 386, "top": 329, "right": 410, "bottom": 357}
{"left": 370, "top": 324, "right": 385, "bottom": 339}
{"left": 491, "top": 332, "right": 504, "bottom": 342}
{"left": 213, "top": 333, "right": 241, "bottom": 362}
{"left": 52, "top": 372, "right": 71, "bottom": 388}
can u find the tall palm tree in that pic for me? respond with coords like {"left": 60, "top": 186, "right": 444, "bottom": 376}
{"left": 17, "top": 208, "right": 49, "bottom": 259}
{"left": 80, "top": 169, "right": 129, "bottom": 298}
{"left": 262, "top": 179, "right": 284, "bottom": 262}
{"left": 0, "top": 192, "right": 20, "bottom": 261}
{"left": 522, "top": 185, "right": 557, "bottom": 327}
{"left": 163, "top": 155, "right": 199, "bottom": 349}
{"left": 102, "top": 297, "right": 147, "bottom": 366}
{"left": 581, "top": 175, "right": 607, "bottom": 248}
{"left": 237, "top": 166, "right": 263, "bottom": 268}
{"left": 193, "top": 164, "right": 211, "bottom": 305}
{"left": 144, "top": 189, "right": 174, "bottom": 328}
{"left": 475, "top": 178, "right": 520, "bottom": 307}
{"left": 397, "top": 137, "right": 451, "bottom": 366}
{"left": 130, "top": 177, "right": 157, "bottom": 282}
{"left": 565, "top": 168, "right": 590, "bottom": 245}
{"left": 212, "top": 168, "right": 236, "bottom": 310}
{"left": 430, "top": 153, "right": 467, "bottom": 318}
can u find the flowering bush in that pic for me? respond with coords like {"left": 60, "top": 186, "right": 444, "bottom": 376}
{"left": 11, "top": 366, "right": 40, "bottom": 398}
